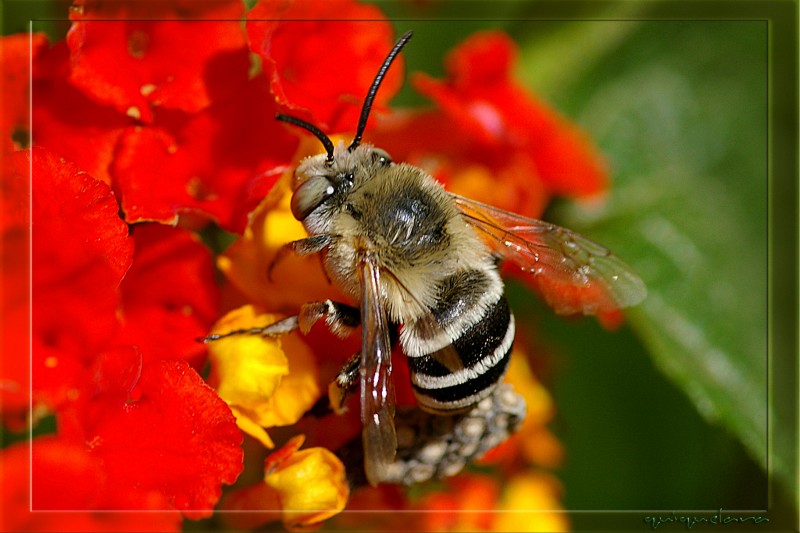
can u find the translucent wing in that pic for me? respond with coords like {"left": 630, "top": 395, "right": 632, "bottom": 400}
{"left": 452, "top": 194, "right": 646, "bottom": 316}
{"left": 359, "top": 252, "right": 397, "bottom": 486}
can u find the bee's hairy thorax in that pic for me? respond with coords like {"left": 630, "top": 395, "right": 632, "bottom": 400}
{"left": 320, "top": 164, "right": 489, "bottom": 320}
{"left": 313, "top": 162, "right": 514, "bottom": 414}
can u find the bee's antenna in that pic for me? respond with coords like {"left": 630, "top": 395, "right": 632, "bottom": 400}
{"left": 276, "top": 114, "right": 336, "bottom": 164}
{"left": 348, "top": 30, "right": 413, "bottom": 152}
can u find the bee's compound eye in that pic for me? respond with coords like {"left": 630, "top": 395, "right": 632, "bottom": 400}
{"left": 371, "top": 148, "right": 392, "bottom": 166}
{"left": 291, "top": 176, "right": 334, "bottom": 221}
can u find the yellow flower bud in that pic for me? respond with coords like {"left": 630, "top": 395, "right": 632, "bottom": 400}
{"left": 207, "top": 305, "right": 320, "bottom": 448}
{"left": 264, "top": 435, "right": 350, "bottom": 530}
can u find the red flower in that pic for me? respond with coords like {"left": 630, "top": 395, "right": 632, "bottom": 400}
{"left": 2, "top": 147, "right": 243, "bottom": 531}
{"left": 247, "top": 0, "right": 404, "bottom": 133}
{"left": 413, "top": 30, "right": 608, "bottom": 200}
{"left": 0, "top": 149, "right": 32, "bottom": 424}
{"left": 30, "top": 147, "right": 133, "bottom": 409}
{"left": 368, "top": 31, "right": 607, "bottom": 222}
{"left": 33, "top": 10, "right": 298, "bottom": 234}
{"left": 2, "top": 352, "right": 242, "bottom": 531}
{"left": 111, "top": 74, "right": 297, "bottom": 232}
{"left": 67, "top": 0, "right": 249, "bottom": 123}
{"left": 116, "top": 223, "right": 221, "bottom": 369}
{"left": 57, "top": 357, "right": 243, "bottom": 518}
{"left": 32, "top": 40, "right": 129, "bottom": 185}
{"left": 2, "top": 437, "right": 182, "bottom": 532}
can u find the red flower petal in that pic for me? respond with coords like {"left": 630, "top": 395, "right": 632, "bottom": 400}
{"left": 27, "top": 148, "right": 133, "bottom": 409}
{"left": 31, "top": 147, "right": 132, "bottom": 279}
{"left": 413, "top": 473, "right": 499, "bottom": 531}
{"left": 32, "top": 437, "right": 109, "bottom": 512}
{"left": 1, "top": 146, "right": 29, "bottom": 233}
{"left": 1, "top": 33, "right": 48, "bottom": 147}
{"left": 0, "top": 437, "right": 183, "bottom": 532}
{"left": 0, "top": 195, "right": 29, "bottom": 421}
{"left": 218, "top": 482, "right": 281, "bottom": 531}
{"left": 117, "top": 223, "right": 220, "bottom": 369}
{"left": 81, "top": 359, "right": 243, "bottom": 518}
{"left": 55, "top": 346, "right": 143, "bottom": 443}
{"left": 247, "top": 0, "right": 403, "bottom": 133}
{"left": 67, "top": 0, "right": 249, "bottom": 123}
{"left": 113, "top": 75, "right": 297, "bottom": 232}
{"left": 0, "top": 298, "right": 29, "bottom": 424}
{"left": 0, "top": 148, "right": 31, "bottom": 420}
{"left": 32, "top": 41, "right": 129, "bottom": 185}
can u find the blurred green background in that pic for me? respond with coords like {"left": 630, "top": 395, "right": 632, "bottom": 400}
{"left": 4, "top": 0, "right": 796, "bottom": 528}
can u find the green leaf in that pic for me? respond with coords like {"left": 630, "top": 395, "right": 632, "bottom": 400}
{"left": 519, "top": 20, "right": 777, "bottom": 490}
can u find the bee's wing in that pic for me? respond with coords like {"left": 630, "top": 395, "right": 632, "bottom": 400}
{"left": 359, "top": 252, "right": 397, "bottom": 486}
{"left": 452, "top": 193, "right": 646, "bottom": 316}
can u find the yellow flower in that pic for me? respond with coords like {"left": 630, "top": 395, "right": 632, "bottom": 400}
{"left": 207, "top": 305, "right": 320, "bottom": 448}
{"left": 218, "top": 145, "right": 348, "bottom": 313}
{"left": 264, "top": 435, "right": 350, "bottom": 531}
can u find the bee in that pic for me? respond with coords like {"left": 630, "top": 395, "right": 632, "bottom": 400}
{"left": 206, "top": 30, "right": 646, "bottom": 486}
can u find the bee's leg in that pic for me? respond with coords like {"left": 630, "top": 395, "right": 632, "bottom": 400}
{"left": 200, "top": 299, "right": 359, "bottom": 343}
{"left": 199, "top": 315, "right": 300, "bottom": 342}
{"left": 328, "top": 352, "right": 362, "bottom": 414}
{"left": 305, "top": 351, "right": 360, "bottom": 417}
{"left": 267, "top": 235, "right": 333, "bottom": 281}
{"left": 298, "top": 300, "right": 360, "bottom": 336}
{"left": 327, "top": 323, "right": 399, "bottom": 415}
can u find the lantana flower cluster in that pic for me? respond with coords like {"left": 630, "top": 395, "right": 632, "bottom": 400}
{"left": 1, "top": 0, "right": 609, "bottom": 531}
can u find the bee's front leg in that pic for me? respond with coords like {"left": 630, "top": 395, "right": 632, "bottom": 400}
{"left": 200, "top": 299, "right": 360, "bottom": 343}
{"left": 199, "top": 314, "right": 300, "bottom": 342}
{"left": 201, "top": 297, "right": 369, "bottom": 418}
{"left": 267, "top": 235, "right": 334, "bottom": 281}
{"left": 297, "top": 300, "right": 360, "bottom": 336}
{"left": 301, "top": 300, "right": 363, "bottom": 414}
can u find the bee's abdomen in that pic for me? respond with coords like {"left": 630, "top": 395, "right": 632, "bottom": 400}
{"left": 402, "top": 269, "right": 514, "bottom": 413}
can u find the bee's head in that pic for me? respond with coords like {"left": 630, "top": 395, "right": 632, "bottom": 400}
{"left": 276, "top": 30, "right": 412, "bottom": 223}
{"left": 288, "top": 141, "right": 392, "bottom": 222}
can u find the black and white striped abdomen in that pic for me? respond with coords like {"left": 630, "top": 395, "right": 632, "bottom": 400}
{"left": 400, "top": 268, "right": 514, "bottom": 413}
